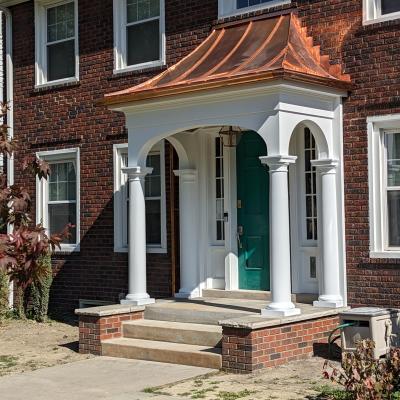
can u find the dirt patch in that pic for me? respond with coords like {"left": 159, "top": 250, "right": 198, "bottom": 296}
{"left": 144, "top": 357, "right": 341, "bottom": 400}
{"left": 0, "top": 319, "right": 91, "bottom": 376}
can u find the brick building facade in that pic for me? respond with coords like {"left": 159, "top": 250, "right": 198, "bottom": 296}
{"left": 2, "top": 0, "right": 400, "bottom": 317}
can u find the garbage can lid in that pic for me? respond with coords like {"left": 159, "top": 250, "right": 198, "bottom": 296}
{"left": 340, "top": 307, "right": 399, "bottom": 318}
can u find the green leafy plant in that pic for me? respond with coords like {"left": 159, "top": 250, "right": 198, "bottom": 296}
{"left": 323, "top": 339, "right": 400, "bottom": 400}
{"left": 0, "top": 102, "right": 71, "bottom": 318}
{"left": 26, "top": 253, "right": 52, "bottom": 322}
{"left": 0, "top": 269, "right": 9, "bottom": 318}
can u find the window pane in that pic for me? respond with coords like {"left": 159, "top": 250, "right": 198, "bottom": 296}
{"left": 388, "top": 191, "right": 400, "bottom": 247}
{"left": 49, "top": 203, "right": 76, "bottom": 244}
{"left": 309, "top": 256, "right": 317, "bottom": 279}
{"left": 48, "top": 161, "right": 76, "bottom": 202}
{"left": 127, "top": 0, "right": 160, "bottom": 23}
{"left": 382, "top": 0, "right": 400, "bottom": 15}
{"left": 147, "top": 154, "right": 160, "bottom": 175}
{"left": 47, "top": 39, "right": 75, "bottom": 81}
{"left": 145, "top": 199, "right": 161, "bottom": 245}
{"left": 237, "top": 0, "right": 275, "bottom": 9}
{"left": 47, "top": 2, "right": 75, "bottom": 42}
{"left": 127, "top": 20, "right": 160, "bottom": 65}
{"left": 386, "top": 133, "right": 400, "bottom": 187}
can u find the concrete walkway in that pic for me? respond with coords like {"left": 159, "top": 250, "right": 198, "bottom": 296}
{"left": 0, "top": 357, "right": 215, "bottom": 400}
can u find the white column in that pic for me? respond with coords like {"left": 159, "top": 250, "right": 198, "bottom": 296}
{"left": 121, "top": 166, "right": 155, "bottom": 306}
{"left": 260, "top": 155, "right": 301, "bottom": 317}
{"left": 174, "top": 169, "right": 200, "bottom": 298}
{"left": 312, "top": 159, "right": 343, "bottom": 308}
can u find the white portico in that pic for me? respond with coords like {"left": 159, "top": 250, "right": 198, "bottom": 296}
{"left": 104, "top": 13, "right": 351, "bottom": 317}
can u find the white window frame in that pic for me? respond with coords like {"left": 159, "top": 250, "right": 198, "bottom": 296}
{"left": 113, "top": 0, "right": 166, "bottom": 74}
{"left": 213, "top": 136, "right": 225, "bottom": 244}
{"left": 368, "top": 114, "right": 400, "bottom": 258}
{"left": 218, "top": 0, "right": 290, "bottom": 18}
{"left": 36, "top": 148, "right": 80, "bottom": 253}
{"left": 35, "top": 0, "right": 79, "bottom": 88}
{"left": 113, "top": 142, "right": 167, "bottom": 253}
{"left": 363, "top": 0, "right": 400, "bottom": 25}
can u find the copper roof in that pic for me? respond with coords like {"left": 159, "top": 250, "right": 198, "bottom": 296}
{"left": 104, "top": 13, "right": 350, "bottom": 106}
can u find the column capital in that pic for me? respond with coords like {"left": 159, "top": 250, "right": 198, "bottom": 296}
{"left": 122, "top": 166, "right": 153, "bottom": 179}
{"left": 259, "top": 155, "right": 297, "bottom": 172}
{"left": 311, "top": 159, "right": 339, "bottom": 174}
{"left": 173, "top": 169, "right": 197, "bottom": 182}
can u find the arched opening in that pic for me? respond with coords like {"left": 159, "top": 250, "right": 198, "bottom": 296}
{"left": 288, "top": 123, "right": 321, "bottom": 296}
{"left": 129, "top": 126, "right": 270, "bottom": 298}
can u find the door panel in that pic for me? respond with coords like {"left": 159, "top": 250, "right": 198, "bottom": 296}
{"left": 237, "top": 132, "right": 269, "bottom": 291}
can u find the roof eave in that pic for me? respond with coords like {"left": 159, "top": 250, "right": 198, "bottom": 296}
{"left": 101, "top": 70, "right": 352, "bottom": 107}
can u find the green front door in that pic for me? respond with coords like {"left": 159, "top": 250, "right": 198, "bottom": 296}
{"left": 237, "top": 131, "right": 270, "bottom": 291}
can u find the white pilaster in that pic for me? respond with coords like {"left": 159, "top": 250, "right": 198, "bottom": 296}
{"left": 260, "top": 155, "right": 301, "bottom": 317}
{"left": 312, "top": 159, "right": 343, "bottom": 308}
{"left": 121, "top": 166, "right": 155, "bottom": 306}
{"left": 174, "top": 169, "right": 200, "bottom": 298}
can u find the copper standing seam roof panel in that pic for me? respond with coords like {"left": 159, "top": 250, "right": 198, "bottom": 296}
{"left": 104, "top": 13, "right": 351, "bottom": 105}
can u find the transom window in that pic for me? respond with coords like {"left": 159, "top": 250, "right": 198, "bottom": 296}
{"left": 385, "top": 132, "right": 400, "bottom": 248}
{"left": 363, "top": 0, "right": 400, "bottom": 24}
{"left": 35, "top": 0, "right": 78, "bottom": 86}
{"left": 114, "top": 0, "right": 166, "bottom": 72}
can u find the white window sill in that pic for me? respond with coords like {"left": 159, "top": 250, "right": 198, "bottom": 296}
{"left": 114, "top": 247, "right": 167, "bottom": 254}
{"left": 35, "top": 77, "right": 79, "bottom": 90}
{"left": 219, "top": 0, "right": 290, "bottom": 19}
{"left": 54, "top": 244, "right": 80, "bottom": 254}
{"left": 113, "top": 60, "right": 166, "bottom": 75}
{"left": 370, "top": 251, "right": 400, "bottom": 259}
{"left": 363, "top": 12, "right": 400, "bottom": 26}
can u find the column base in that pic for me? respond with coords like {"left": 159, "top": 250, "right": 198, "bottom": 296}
{"left": 175, "top": 288, "right": 200, "bottom": 299}
{"left": 313, "top": 299, "right": 343, "bottom": 309}
{"left": 120, "top": 298, "right": 155, "bottom": 306}
{"left": 261, "top": 307, "right": 301, "bottom": 318}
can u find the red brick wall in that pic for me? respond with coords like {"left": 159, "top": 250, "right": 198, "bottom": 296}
{"left": 10, "top": 0, "right": 216, "bottom": 317}
{"left": 295, "top": 1, "right": 400, "bottom": 308}
{"left": 222, "top": 315, "right": 340, "bottom": 373}
{"left": 10, "top": 0, "right": 400, "bottom": 316}
{"left": 79, "top": 310, "right": 144, "bottom": 355}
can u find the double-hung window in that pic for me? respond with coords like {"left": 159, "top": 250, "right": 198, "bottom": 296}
{"left": 384, "top": 132, "right": 400, "bottom": 248}
{"left": 368, "top": 115, "right": 400, "bottom": 258}
{"left": 218, "top": 0, "right": 290, "bottom": 18}
{"left": 114, "top": 143, "right": 167, "bottom": 253}
{"left": 114, "top": 0, "right": 166, "bottom": 73}
{"left": 363, "top": 0, "right": 400, "bottom": 24}
{"left": 36, "top": 148, "right": 80, "bottom": 251}
{"left": 35, "top": 0, "right": 79, "bottom": 86}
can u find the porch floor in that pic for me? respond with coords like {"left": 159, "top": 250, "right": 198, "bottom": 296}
{"left": 145, "top": 293, "right": 348, "bottom": 328}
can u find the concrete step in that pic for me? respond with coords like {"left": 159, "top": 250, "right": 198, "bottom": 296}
{"left": 102, "top": 338, "right": 222, "bottom": 369}
{"left": 202, "top": 289, "right": 318, "bottom": 304}
{"left": 144, "top": 300, "right": 255, "bottom": 325}
{"left": 202, "top": 289, "right": 271, "bottom": 301}
{"left": 123, "top": 320, "right": 222, "bottom": 347}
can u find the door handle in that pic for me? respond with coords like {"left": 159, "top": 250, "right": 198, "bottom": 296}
{"left": 237, "top": 233, "right": 243, "bottom": 249}
{"left": 237, "top": 225, "right": 244, "bottom": 236}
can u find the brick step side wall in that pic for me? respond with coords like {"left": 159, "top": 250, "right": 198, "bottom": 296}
{"left": 222, "top": 315, "right": 340, "bottom": 373}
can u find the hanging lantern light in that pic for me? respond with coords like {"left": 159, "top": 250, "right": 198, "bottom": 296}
{"left": 218, "top": 126, "right": 243, "bottom": 148}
